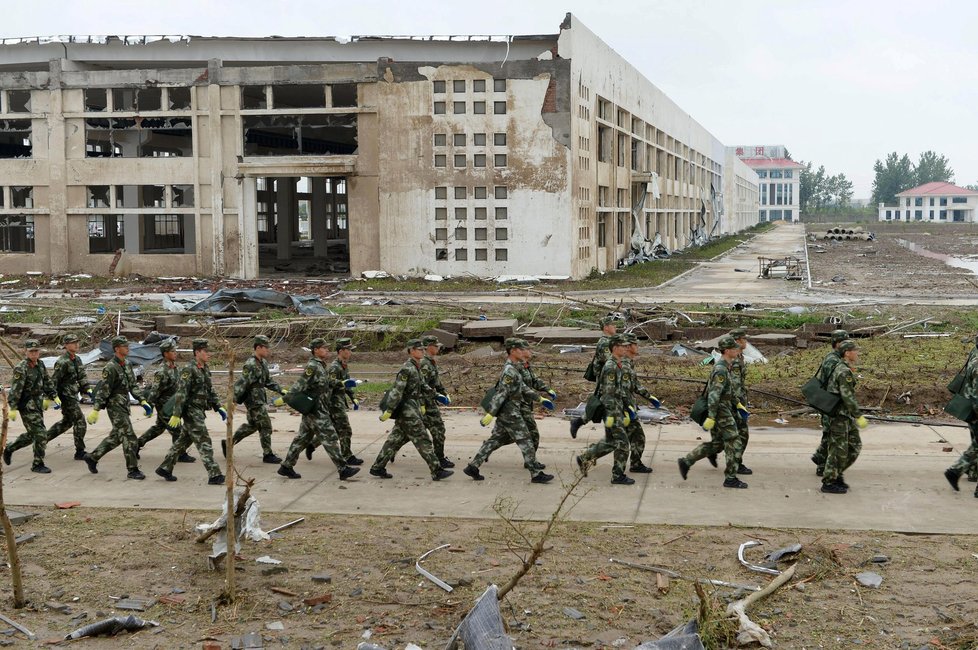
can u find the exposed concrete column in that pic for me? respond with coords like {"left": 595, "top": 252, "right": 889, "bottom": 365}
{"left": 239, "top": 176, "right": 258, "bottom": 277}
{"left": 207, "top": 59, "right": 225, "bottom": 275}
{"left": 47, "top": 60, "right": 68, "bottom": 274}
{"left": 311, "top": 177, "right": 328, "bottom": 258}
{"left": 276, "top": 177, "right": 297, "bottom": 261}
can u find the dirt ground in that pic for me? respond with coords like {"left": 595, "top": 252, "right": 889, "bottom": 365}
{"left": 2, "top": 507, "right": 976, "bottom": 649}
{"left": 807, "top": 223, "right": 978, "bottom": 295}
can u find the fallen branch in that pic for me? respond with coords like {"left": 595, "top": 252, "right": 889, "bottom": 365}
{"left": 726, "top": 564, "right": 796, "bottom": 647}
{"left": 609, "top": 558, "right": 760, "bottom": 592}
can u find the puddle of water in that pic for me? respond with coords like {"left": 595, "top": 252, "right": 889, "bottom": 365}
{"left": 895, "top": 239, "right": 978, "bottom": 275}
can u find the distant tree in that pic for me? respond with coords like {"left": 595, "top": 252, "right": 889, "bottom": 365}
{"left": 914, "top": 150, "right": 954, "bottom": 185}
{"left": 800, "top": 162, "right": 854, "bottom": 212}
{"left": 871, "top": 152, "right": 916, "bottom": 205}
{"left": 967, "top": 183, "right": 978, "bottom": 192}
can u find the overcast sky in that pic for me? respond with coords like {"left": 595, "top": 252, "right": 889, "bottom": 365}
{"left": 4, "top": 0, "right": 976, "bottom": 197}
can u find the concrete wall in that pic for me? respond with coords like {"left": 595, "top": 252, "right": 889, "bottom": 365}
{"left": 723, "top": 152, "right": 760, "bottom": 234}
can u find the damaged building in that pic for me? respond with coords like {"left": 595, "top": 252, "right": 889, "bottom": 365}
{"left": 0, "top": 14, "right": 758, "bottom": 279}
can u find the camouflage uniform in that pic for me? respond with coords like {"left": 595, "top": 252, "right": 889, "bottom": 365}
{"left": 420, "top": 352, "right": 449, "bottom": 461}
{"left": 232, "top": 354, "right": 284, "bottom": 456}
{"left": 136, "top": 357, "right": 181, "bottom": 451}
{"left": 45, "top": 349, "right": 89, "bottom": 456}
{"left": 569, "top": 320, "right": 615, "bottom": 436}
{"left": 158, "top": 360, "right": 223, "bottom": 479}
{"left": 88, "top": 355, "right": 147, "bottom": 473}
{"left": 371, "top": 357, "right": 442, "bottom": 477}
{"left": 822, "top": 357, "right": 862, "bottom": 486}
{"left": 282, "top": 356, "right": 348, "bottom": 472}
{"left": 681, "top": 358, "right": 742, "bottom": 481}
{"left": 519, "top": 361, "right": 552, "bottom": 452}
{"left": 946, "top": 349, "right": 978, "bottom": 495}
{"left": 6, "top": 357, "right": 57, "bottom": 469}
{"left": 325, "top": 357, "right": 357, "bottom": 461}
{"left": 469, "top": 359, "right": 546, "bottom": 478}
{"left": 811, "top": 348, "right": 845, "bottom": 472}
{"left": 728, "top": 353, "right": 750, "bottom": 467}
{"left": 579, "top": 356, "right": 631, "bottom": 479}
{"left": 621, "top": 355, "right": 655, "bottom": 471}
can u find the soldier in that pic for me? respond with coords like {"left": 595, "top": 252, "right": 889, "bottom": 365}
{"left": 811, "top": 329, "right": 850, "bottom": 476}
{"left": 621, "top": 332, "right": 661, "bottom": 474}
{"left": 677, "top": 336, "right": 749, "bottom": 489}
{"left": 419, "top": 335, "right": 454, "bottom": 468}
{"left": 278, "top": 338, "right": 359, "bottom": 481}
{"left": 728, "top": 328, "right": 753, "bottom": 475}
{"left": 370, "top": 339, "right": 453, "bottom": 481}
{"left": 306, "top": 338, "right": 364, "bottom": 466}
{"left": 821, "top": 339, "right": 868, "bottom": 494}
{"left": 3, "top": 340, "right": 57, "bottom": 473}
{"left": 225, "top": 334, "right": 285, "bottom": 464}
{"left": 84, "top": 337, "right": 154, "bottom": 480}
{"left": 519, "top": 344, "right": 556, "bottom": 466}
{"left": 575, "top": 335, "right": 635, "bottom": 485}
{"left": 135, "top": 339, "right": 195, "bottom": 463}
{"left": 463, "top": 338, "right": 554, "bottom": 483}
{"left": 154, "top": 339, "right": 226, "bottom": 484}
{"left": 569, "top": 316, "right": 619, "bottom": 438}
{"left": 44, "top": 334, "right": 90, "bottom": 461}
{"left": 944, "top": 336, "right": 978, "bottom": 498}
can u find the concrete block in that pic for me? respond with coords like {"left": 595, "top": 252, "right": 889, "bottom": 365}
{"left": 749, "top": 332, "right": 797, "bottom": 346}
{"left": 461, "top": 319, "right": 517, "bottom": 339}
{"left": 521, "top": 327, "right": 602, "bottom": 345}
{"left": 154, "top": 315, "right": 183, "bottom": 331}
{"left": 425, "top": 328, "right": 458, "bottom": 349}
{"left": 6, "top": 509, "right": 37, "bottom": 525}
{"left": 438, "top": 319, "right": 466, "bottom": 334}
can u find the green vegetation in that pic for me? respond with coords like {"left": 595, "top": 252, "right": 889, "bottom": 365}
{"left": 672, "top": 222, "right": 776, "bottom": 261}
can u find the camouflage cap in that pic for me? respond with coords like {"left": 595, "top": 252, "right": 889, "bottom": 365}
{"left": 335, "top": 337, "right": 355, "bottom": 351}
{"left": 421, "top": 335, "right": 441, "bottom": 347}
{"left": 406, "top": 338, "right": 424, "bottom": 350}
{"left": 110, "top": 336, "right": 130, "bottom": 349}
{"left": 609, "top": 334, "right": 628, "bottom": 348}
{"left": 621, "top": 332, "right": 639, "bottom": 344}
{"left": 504, "top": 337, "right": 528, "bottom": 350}
{"left": 717, "top": 335, "right": 739, "bottom": 351}
{"left": 830, "top": 329, "right": 850, "bottom": 344}
{"left": 309, "top": 337, "right": 328, "bottom": 350}
{"left": 62, "top": 334, "right": 80, "bottom": 345}
{"left": 837, "top": 339, "right": 858, "bottom": 353}
{"left": 253, "top": 334, "right": 271, "bottom": 348}
{"left": 158, "top": 339, "right": 177, "bottom": 353}
{"left": 729, "top": 328, "right": 748, "bottom": 339}
{"left": 600, "top": 316, "right": 619, "bottom": 327}
{"left": 24, "top": 339, "right": 41, "bottom": 350}
{"left": 192, "top": 338, "right": 209, "bottom": 351}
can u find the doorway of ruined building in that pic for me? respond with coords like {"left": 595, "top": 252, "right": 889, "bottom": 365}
{"left": 254, "top": 176, "right": 350, "bottom": 277}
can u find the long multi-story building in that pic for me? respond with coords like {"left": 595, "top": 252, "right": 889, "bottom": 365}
{"left": 0, "top": 14, "right": 758, "bottom": 279}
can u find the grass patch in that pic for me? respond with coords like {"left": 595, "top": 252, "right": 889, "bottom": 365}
{"left": 571, "top": 260, "right": 696, "bottom": 290}
{"left": 673, "top": 222, "right": 776, "bottom": 261}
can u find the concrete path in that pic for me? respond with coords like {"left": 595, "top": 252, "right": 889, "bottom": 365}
{"left": 8, "top": 410, "right": 977, "bottom": 534}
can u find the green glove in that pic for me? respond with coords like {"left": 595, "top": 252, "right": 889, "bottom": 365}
{"left": 736, "top": 402, "right": 750, "bottom": 420}
{"left": 480, "top": 413, "right": 494, "bottom": 427}
{"left": 855, "top": 415, "right": 868, "bottom": 429}
{"left": 273, "top": 397, "right": 285, "bottom": 407}
{"left": 604, "top": 416, "right": 615, "bottom": 428}
{"left": 54, "top": 396, "right": 62, "bottom": 409}
{"left": 623, "top": 413, "right": 631, "bottom": 427}
{"left": 538, "top": 396, "right": 555, "bottom": 411}
{"left": 649, "top": 396, "right": 661, "bottom": 408}
{"left": 703, "top": 417, "right": 716, "bottom": 431}
{"left": 351, "top": 398, "right": 360, "bottom": 411}
{"left": 420, "top": 404, "right": 426, "bottom": 415}
{"left": 167, "top": 415, "right": 182, "bottom": 429}
{"left": 8, "top": 409, "right": 17, "bottom": 422}
{"left": 379, "top": 410, "right": 393, "bottom": 422}
{"left": 42, "top": 399, "right": 52, "bottom": 410}
{"left": 140, "top": 400, "right": 153, "bottom": 417}
{"left": 87, "top": 409, "right": 100, "bottom": 425}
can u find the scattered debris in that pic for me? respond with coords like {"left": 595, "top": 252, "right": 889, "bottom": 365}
{"left": 634, "top": 618, "right": 705, "bottom": 650}
{"left": 255, "top": 556, "right": 281, "bottom": 565}
{"left": 230, "top": 632, "right": 264, "bottom": 649}
{"left": 265, "top": 621, "right": 284, "bottom": 631}
{"left": 267, "top": 518, "right": 305, "bottom": 535}
{"left": 361, "top": 270, "right": 390, "bottom": 279}
{"left": 195, "top": 486, "right": 268, "bottom": 570}
{"left": 757, "top": 256, "right": 804, "bottom": 280}
{"left": 416, "top": 543, "right": 453, "bottom": 593}
{"left": 764, "top": 543, "right": 803, "bottom": 565}
{"left": 0, "top": 613, "right": 34, "bottom": 640}
{"left": 55, "top": 501, "right": 81, "bottom": 509}
{"left": 114, "top": 596, "right": 157, "bottom": 612}
{"left": 64, "top": 615, "right": 157, "bottom": 640}
{"left": 855, "top": 571, "right": 883, "bottom": 589}
{"left": 189, "top": 288, "right": 336, "bottom": 316}
{"left": 445, "top": 584, "right": 513, "bottom": 650}
{"left": 563, "top": 606, "right": 585, "bottom": 620}
{"left": 738, "top": 541, "right": 782, "bottom": 576}
{"left": 726, "top": 564, "right": 796, "bottom": 647}
{"left": 610, "top": 558, "right": 760, "bottom": 592}
{"left": 671, "top": 344, "right": 707, "bottom": 358}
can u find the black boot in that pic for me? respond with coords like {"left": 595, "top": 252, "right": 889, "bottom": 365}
{"left": 177, "top": 453, "right": 196, "bottom": 463}
{"left": 2, "top": 447, "right": 12, "bottom": 466}
{"left": 127, "top": 469, "right": 146, "bottom": 480}
{"left": 570, "top": 418, "right": 583, "bottom": 439}
{"left": 31, "top": 464, "right": 51, "bottom": 474}
{"left": 220, "top": 440, "right": 227, "bottom": 458}
{"left": 208, "top": 474, "right": 226, "bottom": 485}
{"left": 463, "top": 464, "right": 484, "bottom": 481}
{"left": 263, "top": 453, "right": 282, "bottom": 464}
{"left": 707, "top": 454, "right": 718, "bottom": 468}
{"left": 346, "top": 455, "right": 364, "bottom": 466}
{"left": 155, "top": 467, "right": 177, "bottom": 482}
{"left": 305, "top": 446, "right": 315, "bottom": 461}
{"left": 837, "top": 475, "right": 849, "bottom": 490}
{"left": 74, "top": 449, "right": 87, "bottom": 461}
{"left": 432, "top": 469, "right": 454, "bottom": 481}
{"left": 84, "top": 454, "right": 98, "bottom": 474}
{"left": 945, "top": 468, "right": 961, "bottom": 491}
{"left": 820, "top": 481, "right": 846, "bottom": 494}
{"left": 630, "top": 463, "right": 653, "bottom": 474}
{"left": 369, "top": 466, "right": 393, "bottom": 479}
{"left": 723, "top": 477, "right": 748, "bottom": 489}
{"left": 611, "top": 474, "right": 635, "bottom": 485}
{"left": 737, "top": 464, "right": 753, "bottom": 475}
{"left": 678, "top": 458, "right": 690, "bottom": 480}
{"left": 338, "top": 466, "right": 360, "bottom": 480}
{"left": 530, "top": 472, "right": 554, "bottom": 484}
{"left": 277, "top": 465, "right": 301, "bottom": 479}
{"left": 439, "top": 457, "right": 455, "bottom": 469}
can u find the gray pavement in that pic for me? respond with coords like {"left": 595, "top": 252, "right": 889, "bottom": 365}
{"left": 6, "top": 409, "right": 976, "bottom": 534}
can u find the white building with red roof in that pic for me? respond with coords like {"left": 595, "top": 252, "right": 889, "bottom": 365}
{"left": 878, "top": 182, "right": 978, "bottom": 223}
{"left": 730, "top": 145, "right": 802, "bottom": 222}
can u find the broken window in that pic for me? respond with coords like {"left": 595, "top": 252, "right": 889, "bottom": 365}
{"left": 475, "top": 248, "right": 487, "bottom": 260}
{"left": 137, "top": 88, "right": 162, "bottom": 111}
{"left": 6, "top": 91, "right": 30, "bottom": 113}
{"left": 88, "top": 215, "right": 124, "bottom": 253}
{"left": 87, "top": 186, "right": 110, "bottom": 208}
{"left": 10, "top": 187, "right": 33, "bottom": 208}
{"left": 0, "top": 120, "right": 32, "bottom": 158}
{"left": 171, "top": 185, "right": 194, "bottom": 207}
{"left": 0, "top": 216, "right": 34, "bottom": 252}
{"left": 435, "top": 248, "right": 447, "bottom": 260}
{"left": 86, "top": 117, "right": 192, "bottom": 158}
{"left": 242, "top": 85, "right": 267, "bottom": 109}
{"left": 142, "top": 214, "right": 185, "bottom": 252}
{"left": 85, "top": 89, "right": 107, "bottom": 112}
{"left": 111, "top": 88, "right": 136, "bottom": 111}
{"left": 272, "top": 85, "right": 326, "bottom": 109}
{"left": 242, "top": 114, "right": 357, "bottom": 156}
{"left": 330, "top": 84, "right": 357, "bottom": 108}
{"left": 455, "top": 248, "right": 467, "bottom": 261}
{"left": 168, "top": 87, "right": 192, "bottom": 110}
{"left": 141, "top": 185, "right": 165, "bottom": 208}
{"left": 115, "top": 186, "right": 138, "bottom": 209}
